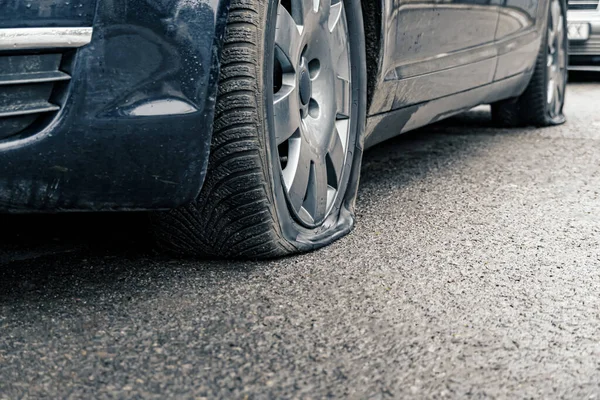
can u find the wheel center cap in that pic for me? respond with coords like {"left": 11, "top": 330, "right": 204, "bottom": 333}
{"left": 299, "top": 69, "right": 311, "bottom": 106}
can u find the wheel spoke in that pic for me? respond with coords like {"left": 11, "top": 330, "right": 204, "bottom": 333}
{"left": 282, "top": 138, "right": 312, "bottom": 212}
{"left": 557, "top": 17, "right": 566, "bottom": 68}
{"left": 547, "top": 22, "right": 555, "bottom": 49}
{"left": 554, "top": 83, "right": 562, "bottom": 115}
{"left": 303, "top": 157, "right": 329, "bottom": 223}
{"left": 551, "top": 0, "right": 561, "bottom": 35}
{"left": 558, "top": 51, "right": 566, "bottom": 69}
{"left": 274, "top": 84, "right": 301, "bottom": 145}
{"left": 556, "top": 67, "right": 564, "bottom": 91}
{"left": 557, "top": 15, "right": 563, "bottom": 35}
{"left": 335, "top": 75, "right": 351, "bottom": 118}
{"left": 294, "top": 0, "right": 322, "bottom": 28}
{"left": 329, "top": 2, "right": 350, "bottom": 78}
{"left": 544, "top": 0, "right": 566, "bottom": 119}
{"left": 276, "top": 4, "right": 304, "bottom": 65}
{"left": 328, "top": 1, "right": 343, "bottom": 32}
{"left": 335, "top": 118, "right": 349, "bottom": 151}
{"left": 548, "top": 32, "right": 555, "bottom": 55}
{"left": 315, "top": 0, "right": 328, "bottom": 15}
{"left": 327, "top": 125, "right": 345, "bottom": 182}
{"left": 313, "top": 0, "right": 321, "bottom": 12}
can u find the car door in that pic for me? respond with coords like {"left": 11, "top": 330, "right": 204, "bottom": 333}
{"left": 494, "top": 0, "right": 546, "bottom": 80}
{"left": 495, "top": 0, "right": 540, "bottom": 38}
{"left": 368, "top": 0, "right": 500, "bottom": 115}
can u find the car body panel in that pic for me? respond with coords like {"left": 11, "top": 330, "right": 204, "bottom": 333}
{"left": 494, "top": 29, "right": 541, "bottom": 80}
{"left": 365, "top": 71, "right": 532, "bottom": 148}
{"left": 0, "top": 0, "right": 228, "bottom": 211}
{"left": 0, "top": 0, "right": 553, "bottom": 212}
{"left": 0, "top": 0, "right": 97, "bottom": 29}
{"left": 368, "top": 0, "right": 500, "bottom": 114}
{"left": 364, "top": 0, "right": 550, "bottom": 147}
{"left": 494, "top": 0, "right": 548, "bottom": 78}
{"left": 495, "top": 0, "right": 539, "bottom": 40}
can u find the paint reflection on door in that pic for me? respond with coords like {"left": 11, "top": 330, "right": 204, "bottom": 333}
{"left": 369, "top": 0, "right": 500, "bottom": 114}
{"left": 496, "top": 0, "right": 538, "bottom": 39}
{"left": 493, "top": 0, "right": 541, "bottom": 80}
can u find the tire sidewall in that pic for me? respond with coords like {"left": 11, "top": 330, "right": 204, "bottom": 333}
{"left": 262, "top": 0, "right": 367, "bottom": 250}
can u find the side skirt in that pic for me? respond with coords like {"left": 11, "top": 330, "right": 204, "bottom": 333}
{"left": 364, "top": 72, "right": 533, "bottom": 148}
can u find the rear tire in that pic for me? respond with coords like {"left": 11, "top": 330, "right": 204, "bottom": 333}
{"left": 491, "top": 0, "right": 567, "bottom": 127}
{"left": 152, "top": 0, "right": 367, "bottom": 259}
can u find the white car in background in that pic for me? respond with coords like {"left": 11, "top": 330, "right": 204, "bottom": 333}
{"left": 568, "top": 0, "right": 600, "bottom": 70}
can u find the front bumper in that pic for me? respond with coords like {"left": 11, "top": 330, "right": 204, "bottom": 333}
{"left": 568, "top": 10, "right": 600, "bottom": 68}
{"left": 0, "top": 0, "right": 228, "bottom": 212}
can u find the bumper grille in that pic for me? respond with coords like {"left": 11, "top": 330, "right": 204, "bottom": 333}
{"left": 569, "top": 36, "right": 600, "bottom": 54}
{"left": 0, "top": 52, "right": 71, "bottom": 141}
{"left": 568, "top": 0, "right": 599, "bottom": 9}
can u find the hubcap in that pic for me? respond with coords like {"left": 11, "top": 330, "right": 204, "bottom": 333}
{"left": 547, "top": 0, "right": 566, "bottom": 118}
{"left": 273, "top": 0, "right": 351, "bottom": 227}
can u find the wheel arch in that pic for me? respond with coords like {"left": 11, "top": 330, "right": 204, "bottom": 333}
{"left": 360, "top": 0, "right": 383, "bottom": 111}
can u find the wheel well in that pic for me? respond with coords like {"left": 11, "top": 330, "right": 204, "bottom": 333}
{"left": 360, "top": 0, "right": 381, "bottom": 111}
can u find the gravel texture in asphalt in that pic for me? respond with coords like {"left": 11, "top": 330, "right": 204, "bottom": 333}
{"left": 1, "top": 76, "right": 600, "bottom": 399}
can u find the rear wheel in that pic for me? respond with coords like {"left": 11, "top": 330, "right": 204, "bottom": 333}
{"left": 491, "top": 0, "right": 567, "bottom": 127}
{"left": 152, "top": 0, "right": 367, "bottom": 259}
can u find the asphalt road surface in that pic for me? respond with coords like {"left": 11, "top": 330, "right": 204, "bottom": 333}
{"left": 2, "top": 74, "right": 600, "bottom": 399}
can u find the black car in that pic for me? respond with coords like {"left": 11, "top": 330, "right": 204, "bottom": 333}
{"left": 1, "top": 0, "right": 568, "bottom": 258}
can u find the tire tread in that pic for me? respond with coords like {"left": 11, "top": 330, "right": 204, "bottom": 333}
{"left": 154, "top": 3, "right": 294, "bottom": 258}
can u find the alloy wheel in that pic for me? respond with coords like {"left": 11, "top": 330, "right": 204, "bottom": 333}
{"left": 273, "top": 0, "right": 352, "bottom": 227}
{"left": 546, "top": 0, "right": 567, "bottom": 119}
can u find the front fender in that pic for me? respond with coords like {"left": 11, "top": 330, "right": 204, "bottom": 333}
{"left": 0, "top": 0, "right": 232, "bottom": 212}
